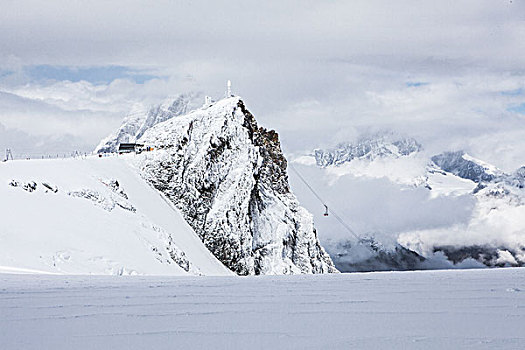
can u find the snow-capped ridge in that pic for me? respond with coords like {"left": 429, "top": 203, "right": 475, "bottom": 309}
{"left": 314, "top": 135, "right": 422, "bottom": 167}
{"left": 430, "top": 151, "right": 525, "bottom": 194}
{"left": 431, "top": 151, "right": 503, "bottom": 184}
{"left": 95, "top": 92, "right": 202, "bottom": 153}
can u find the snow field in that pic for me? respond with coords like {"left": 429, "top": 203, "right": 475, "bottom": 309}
{"left": 0, "top": 156, "right": 230, "bottom": 276}
{"left": 0, "top": 268, "right": 524, "bottom": 349}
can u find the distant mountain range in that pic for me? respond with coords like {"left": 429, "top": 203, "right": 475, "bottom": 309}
{"left": 293, "top": 135, "right": 525, "bottom": 271}
{"left": 314, "top": 135, "right": 422, "bottom": 167}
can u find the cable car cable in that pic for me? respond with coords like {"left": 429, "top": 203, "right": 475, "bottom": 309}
{"left": 287, "top": 161, "right": 361, "bottom": 241}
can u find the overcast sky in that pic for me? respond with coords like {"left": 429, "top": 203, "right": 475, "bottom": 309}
{"left": 1, "top": 0, "right": 525, "bottom": 170}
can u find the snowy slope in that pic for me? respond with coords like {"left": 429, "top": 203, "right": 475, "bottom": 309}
{"left": 137, "top": 97, "right": 336, "bottom": 275}
{"left": 0, "top": 156, "right": 231, "bottom": 276}
{"left": 1, "top": 268, "right": 524, "bottom": 350}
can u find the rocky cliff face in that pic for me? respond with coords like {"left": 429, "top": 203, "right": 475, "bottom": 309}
{"left": 431, "top": 151, "right": 500, "bottom": 183}
{"left": 137, "top": 97, "right": 337, "bottom": 275}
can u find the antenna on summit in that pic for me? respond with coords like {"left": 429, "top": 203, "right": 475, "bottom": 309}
{"left": 226, "top": 80, "right": 232, "bottom": 97}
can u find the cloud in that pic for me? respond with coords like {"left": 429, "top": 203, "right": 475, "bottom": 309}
{"left": 0, "top": 89, "right": 121, "bottom": 155}
{"left": 1, "top": 1, "right": 523, "bottom": 68}
{"left": 0, "top": 1, "right": 524, "bottom": 166}
{"left": 289, "top": 163, "right": 477, "bottom": 247}
{"left": 0, "top": 73, "right": 202, "bottom": 155}
{"left": 0, "top": 122, "right": 92, "bottom": 159}
{"left": 23, "top": 65, "right": 162, "bottom": 85}
{"left": 268, "top": 71, "right": 525, "bottom": 171}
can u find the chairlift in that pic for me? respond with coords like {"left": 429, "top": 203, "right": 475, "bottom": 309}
{"left": 323, "top": 205, "right": 329, "bottom": 217}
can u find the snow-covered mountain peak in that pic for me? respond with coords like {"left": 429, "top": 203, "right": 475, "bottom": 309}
{"left": 314, "top": 135, "right": 422, "bottom": 167}
{"left": 136, "top": 96, "right": 336, "bottom": 275}
{"left": 95, "top": 92, "right": 202, "bottom": 154}
{"left": 430, "top": 151, "right": 504, "bottom": 184}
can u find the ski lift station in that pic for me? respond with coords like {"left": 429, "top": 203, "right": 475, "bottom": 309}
{"left": 118, "top": 143, "right": 144, "bottom": 154}
{"left": 117, "top": 143, "right": 154, "bottom": 155}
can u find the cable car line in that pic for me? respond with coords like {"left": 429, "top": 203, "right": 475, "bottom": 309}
{"left": 287, "top": 161, "right": 361, "bottom": 241}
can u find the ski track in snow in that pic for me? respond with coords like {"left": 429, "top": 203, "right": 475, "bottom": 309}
{"left": 1, "top": 268, "right": 524, "bottom": 349}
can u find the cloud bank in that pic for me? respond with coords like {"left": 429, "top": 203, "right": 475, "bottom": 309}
{"left": 0, "top": 1, "right": 524, "bottom": 169}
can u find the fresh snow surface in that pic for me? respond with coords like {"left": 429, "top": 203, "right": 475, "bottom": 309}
{"left": 1, "top": 268, "right": 524, "bottom": 349}
{"left": 0, "top": 156, "right": 231, "bottom": 276}
{"left": 426, "top": 170, "right": 478, "bottom": 198}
